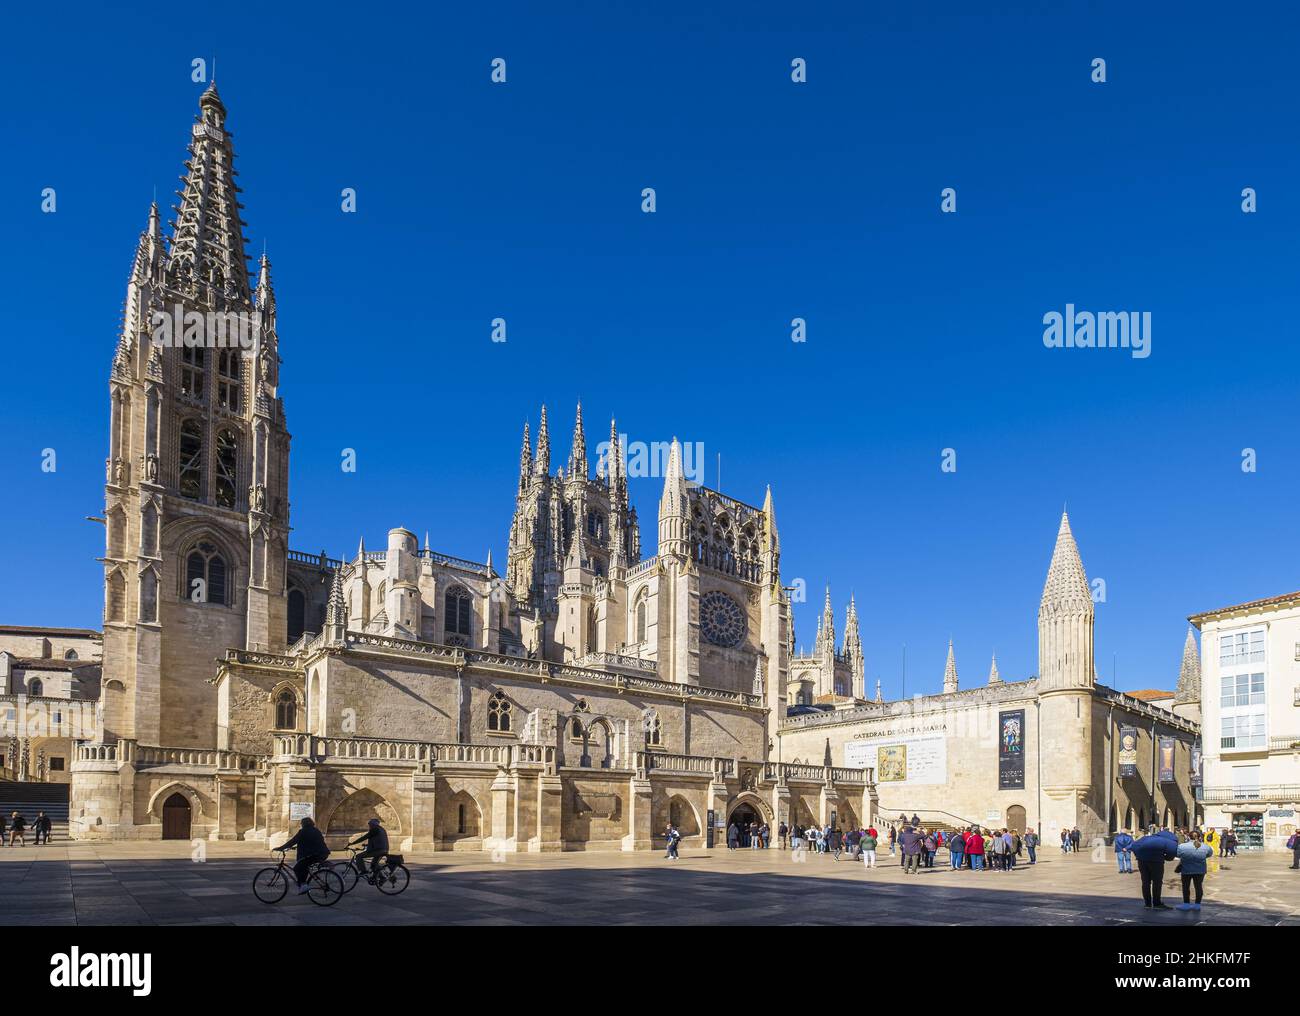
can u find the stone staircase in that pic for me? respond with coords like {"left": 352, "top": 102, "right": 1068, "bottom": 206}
{"left": 0, "top": 781, "right": 70, "bottom": 843}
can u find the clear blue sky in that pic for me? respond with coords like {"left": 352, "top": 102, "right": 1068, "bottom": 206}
{"left": 1, "top": 2, "right": 1296, "bottom": 696}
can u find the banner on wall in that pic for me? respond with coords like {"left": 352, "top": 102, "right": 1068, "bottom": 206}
{"left": 1159, "top": 737, "right": 1177, "bottom": 783}
{"left": 1118, "top": 726, "right": 1139, "bottom": 778}
{"left": 998, "top": 709, "right": 1026, "bottom": 790}
{"left": 1191, "top": 743, "right": 1203, "bottom": 788}
{"left": 845, "top": 733, "right": 947, "bottom": 785}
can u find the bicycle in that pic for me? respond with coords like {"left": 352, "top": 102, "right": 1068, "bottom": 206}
{"left": 333, "top": 844, "right": 410, "bottom": 895}
{"left": 253, "top": 848, "right": 345, "bottom": 906}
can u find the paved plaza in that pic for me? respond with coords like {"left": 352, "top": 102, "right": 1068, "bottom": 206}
{"left": 2, "top": 842, "right": 1299, "bottom": 926}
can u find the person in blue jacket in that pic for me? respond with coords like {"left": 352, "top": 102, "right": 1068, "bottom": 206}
{"left": 1176, "top": 830, "right": 1214, "bottom": 910}
{"left": 1131, "top": 826, "right": 1179, "bottom": 909}
{"left": 1113, "top": 828, "right": 1135, "bottom": 874}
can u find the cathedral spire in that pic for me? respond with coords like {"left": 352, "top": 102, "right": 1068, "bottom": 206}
{"left": 943, "top": 640, "right": 959, "bottom": 694}
{"left": 255, "top": 252, "right": 275, "bottom": 312}
{"left": 130, "top": 201, "right": 165, "bottom": 284}
{"left": 874, "top": 678, "right": 883, "bottom": 703}
{"left": 568, "top": 402, "right": 587, "bottom": 479}
{"left": 1037, "top": 510, "right": 1095, "bottom": 693}
{"left": 167, "top": 83, "right": 251, "bottom": 303}
{"left": 533, "top": 405, "right": 550, "bottom": 475}
{"left": 988, "top": 652, "right": 1002, "bottom": 685}
{"left": 518, "top": 421, "right": 531, "bottom": 490}
{"left": 1175, "top": 626, "right": 1201, "bottom": 704}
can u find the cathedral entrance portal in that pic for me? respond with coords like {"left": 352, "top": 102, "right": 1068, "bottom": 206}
{"left": 729, "top": 803, "right": 761, "bottom": 847}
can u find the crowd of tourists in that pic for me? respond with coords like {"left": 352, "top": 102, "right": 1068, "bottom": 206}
{"left": 0, "top": 811, "right": 53, "bottom": 846}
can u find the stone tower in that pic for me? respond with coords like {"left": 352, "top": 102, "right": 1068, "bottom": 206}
{"left": 1037, "top": 511, "right": 1097, "bottom": 837}
{"left": 100, "top": 83, "right": 291, "bottom": 748}
{"left": 504, "top": 404, "right": 639, "bottom": 660}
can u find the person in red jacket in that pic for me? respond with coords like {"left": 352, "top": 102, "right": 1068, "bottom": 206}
{"left": 964, "top": 827, "right": 986, "bottom": 871}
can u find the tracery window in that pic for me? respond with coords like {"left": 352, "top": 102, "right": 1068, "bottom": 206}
{"left": 185, "top": 541, "right": 227, "bottom": 605}
{"left": 215, "top": 429, "right": 238, "bottom": 508}
{"left": 644, "top": 709, "right": 662, "bottom": 746}
{"left": 181, "top": 346, "right": 206, "bottom": 401}
{"left": 445, "top": 586, "right": 472, "bottom": 638}
{"left": 275, "top": 689, "right": 297, "bottom": 730}
{"left": 179, "top": 420, "right": 203, "bottom": 500}
{"left": 217, "top": 350, "right": 241, "bottom": 411}
{"left": 487, "top": 691, "right": 511, "bottom": 732}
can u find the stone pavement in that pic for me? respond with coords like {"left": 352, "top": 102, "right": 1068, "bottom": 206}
{"left": 2, "top": 841, "right": 1298, "bottom": 926}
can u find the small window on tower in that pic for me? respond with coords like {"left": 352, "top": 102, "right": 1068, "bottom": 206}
{"left": 217, "top": 350, "right": 242, "bottom": 412}
{"left": 181, "top": 346, "right": 206, "bottom": 401}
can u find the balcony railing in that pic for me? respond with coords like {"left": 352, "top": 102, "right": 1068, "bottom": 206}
{"left": 1269, "top": 734, "right": 1300, "bottom": 753}
{"left": 1195, "top": 784, "right": 1300, "bottom": 804}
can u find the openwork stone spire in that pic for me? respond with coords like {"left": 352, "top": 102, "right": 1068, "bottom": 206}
{"left": 533, "top": 405, "right": 550, "bottom": 475}
{"left": 167, "top": 82, "right": 252, "bottom": 304}
{"left": 518, "top": 421, "right": 531, "bottom": 489}
{"left": 1175, "top": 626, "right": 1201, "bottom": 704}
{"left": 568, "top": 402, "right": 587, "bottom": 479}
{"left": 874, "top": 678, "right": 883, "bottom": 703}
{"left": 989, "top": 652, "right": 1002, "bottom": 684}
{"left": 943, "top": 640, "right": 958, "bottom": 694}
{"left": 1037, "top": 511, "right": 1095, "bottom": 692}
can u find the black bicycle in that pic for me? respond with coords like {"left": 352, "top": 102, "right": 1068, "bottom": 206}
{"left": 253, "top": 848, "right": 345, "bottom": 906}
{"left": 333, "top": 844, "right": 410, "bottom": 895}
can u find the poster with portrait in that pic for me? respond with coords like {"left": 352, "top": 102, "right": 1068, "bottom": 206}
{"left": 1158, "top": 737, "right": 1176, "bottom": 783}
{"left": 998, "top": 709, "right": 1025, "bottom": 790}
{"left": 1118, "top": 726, "right": 1139, "bottom": 778}
{"left": 1191, "top": 743, "right": 1203, "bottom": 787}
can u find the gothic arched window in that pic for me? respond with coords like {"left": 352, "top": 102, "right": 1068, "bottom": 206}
{"left": 287, "top": 588, "right": 306, "bottom": 643}
{"left": 107, "top": 570, "right": 126, "bottom": 622}
{"left": 185, "top": 541, "right": 228, "bottom": 605}
{"left": 215, "top": 429, "right": 238, "bottom": 509}
{"left": 275, "top": 689, "right": 297, "bottom": 730}
{"left": 63, "top": 650, "right": 78, "bottom": 661}
{"left": 181, "top": 345, "right": 206, "bottom": 401}
{"left": 28, "top": 679, "right": 43, "bottom": 697}
{"left": 445, "top": 586, "right": 472, "bottom": 639}
{"left": 217, "top": 350, "right": 241, "bottom": 412}
{"left": 179, "top": 420, "right": 203, "bottom": 500}
{"left": 487, "top": 691, "right": 511, "bottom": 732}
{"left": 635, "top": 594, "right": 648, "bottom": 644}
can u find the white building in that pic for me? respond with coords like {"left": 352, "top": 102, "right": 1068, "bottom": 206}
{"left": 1191, "top": 590, "right": 1300, "bottom": 851}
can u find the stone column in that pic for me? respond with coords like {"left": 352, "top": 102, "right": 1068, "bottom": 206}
{"left": 623, "top": 776, "right": 653, "bottom": 851}
{"left": 485, "top": 768, "right": 513, "bottom": 851}
{"left": 708, "top": 779, "right": 730, "bottom": 849}
{"left": 214, "top": 773, "right": 241, "bottom": 840}
{"left": 535, "top": 774, "right": 564, "bottom": 851}
{"left": 513, "top": 765, "right": 541, "bottom": 852}
{"left": 408, "top": 771, "right": 438, "bottom": 852}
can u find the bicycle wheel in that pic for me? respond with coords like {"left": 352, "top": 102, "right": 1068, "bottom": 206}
{"left": 331, "top": 858, "right": 359, "bottom": 893}
{"left": 252, "top": 866, "right": 288, "bottom": 904}
{"left": 375, "top": 863, "right": 410, "bottom": 895}
{"left": 306, "top": 867, "right": 344, "bottom": 906}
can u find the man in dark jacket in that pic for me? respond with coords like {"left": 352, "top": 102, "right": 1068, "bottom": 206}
{"left": 1131, "top": 826, "right": 1179, "bottom": 909}
{"left": 898, "top": 825, "right": 923, "bottom": 874}
{"left": 274, "top": 817, "right": 330, "bottom": 894}
{"left": 350, "top": 817, "right": 390, "bottom": 879}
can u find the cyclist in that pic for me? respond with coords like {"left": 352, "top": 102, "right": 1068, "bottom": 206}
{"left": 349, "top": 817, "right": 389, "bottom": 880}
{"left": 273, "top": 816, "right": 330, "bottom": 895}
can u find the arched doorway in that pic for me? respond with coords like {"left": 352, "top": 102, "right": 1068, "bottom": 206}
{"left": 1006, "top": 805, "right": 1027, "bottom": 833}
{"left": 729, "top": 803, "right": 760, "bottom": 846}
{"left": 162, "top": 792, "right": 191, "bottom": 840}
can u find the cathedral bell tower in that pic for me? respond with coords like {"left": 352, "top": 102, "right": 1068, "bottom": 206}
{"left": 100, "top": 83, "right": 292, "bottom": 749}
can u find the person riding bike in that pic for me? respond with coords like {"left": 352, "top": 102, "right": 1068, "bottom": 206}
{"left": 274, "top": 817, "right": 330, "bottom": 895}
{"left": 349, "top": 817, "right": 389, "bottom": 879}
